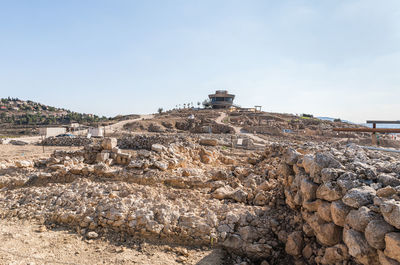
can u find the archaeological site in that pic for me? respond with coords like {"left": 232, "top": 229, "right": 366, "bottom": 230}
{"left": 1, "top": 104, "right": 400, "bottom": 265}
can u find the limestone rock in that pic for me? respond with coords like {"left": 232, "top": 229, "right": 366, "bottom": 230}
{"left": 345, "top": 206, "right": 379, "bottom": 232}
{"left": 212, "top": 186, "right": 233, "bottom": 200}
{"left": 321, "top": 168, "right": 344, "bottom": 183}
{"left": 305, "top": 213, "right": 342, "bottom": 246}
{"left": 317, "top": 201, "right": 332, "bottom": 222}
{"left": 96, "top": 152, "right": 110, "bottom": 163}
{"left": 377, "top": 186, "right": 397, "bottom": 198}
{"left": 302, "top": 155, "right": 314, "bottom": 174}
{"left": 15, "top": 160, "right": 34, "bottom": 168}
{"left": 285, "top": 231, "right": 303, "bottom": 256}
{"left": 300, "top": 178, "right": 318, "bottom": 202}
{"left": 154, "top": 161, "right": 168, "bottom": 171}
{"left": 199, "top": 138, "right": 218, "bottom": 146}
{"left": 385, "top": 232, "right": 400, "bottom": 262}
{"left": 342, "top": 186, "right": 376, "bottom": 208}
{"left": 87, "top": 231, "right": 99, "bottom": 239}
{"left": 331, "top": 200, "right": 351, "bottom": 227}
{"left": 316, "top": 182, "right": 342, "bottom": 201}
{"left": 314, "top": 153, "right": 343, "bottom": 170}
{"left": 365, "top": 220, "right": 395, "bottom": 250}
{"left": 380, "top": 200, "right": 400, "bottom": 229}
{"left": 151, "top": 144, "right": 165, "bottom": 153}
{"left": 321, "top": 244, "right": 349, "bottom": 265}
{"left": 285, "top": 148, "right": 300, "bottom": 165}
{"left": 378, "top": 250, "right": 400, "bottom": 265}
{"left": 102, "top": 138, "right": 117, "bottom": 150}
{"left": 343, "top": 228, "right": 379, "bottom": 265}
{"left": 222, "top": 234, "right": 243, "bottom": 250}
{"left": 378, "top": 174, "right": 400, "bottom": 187}
{"left": 231, "top": 189, "right": 247, "bottom": 203}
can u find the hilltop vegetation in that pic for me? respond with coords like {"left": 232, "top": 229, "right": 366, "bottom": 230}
{"left": 0, "top": 97, "right": 108, "bottom": 125}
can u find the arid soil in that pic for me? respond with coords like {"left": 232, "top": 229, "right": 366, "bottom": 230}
{"left": 0, "top": 145, "right": 79, "bottom": 162}
{"left": 0, "top": 219, "right": 227, "bottom": 265}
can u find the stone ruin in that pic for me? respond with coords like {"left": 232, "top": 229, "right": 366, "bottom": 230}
{"left": 1, "top": 137, "right": 400, "bottom": 264}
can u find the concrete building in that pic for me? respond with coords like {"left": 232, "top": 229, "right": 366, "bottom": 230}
{"left": 208, "top": 90, "right": 235, "bottom": 109}
{"left": 88, "top": 127, "right": 104, "bottom": 137}
{"left": 39, "top": 127, "right": 66, "bottom": 138}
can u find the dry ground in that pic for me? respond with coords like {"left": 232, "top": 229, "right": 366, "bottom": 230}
{"left": 0, "top": 219, "right": 227, "bottom": 265}
{"left": 0, "top": 145, "right": 80, "bottom": 162}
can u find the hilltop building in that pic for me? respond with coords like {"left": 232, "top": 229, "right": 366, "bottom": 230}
{"left": 207, "top": 90, "right": 235, "bottom": 109}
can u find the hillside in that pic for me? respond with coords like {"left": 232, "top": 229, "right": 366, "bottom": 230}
{"left": 0, "top": 97, "right": 111, "bottom": 137}
{"left": 0, "top": 97, "right": 108, "bottom": 126}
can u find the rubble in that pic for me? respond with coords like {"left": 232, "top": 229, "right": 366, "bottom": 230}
{"left": 1, "top": 136, "right": 400, "bottom": 264}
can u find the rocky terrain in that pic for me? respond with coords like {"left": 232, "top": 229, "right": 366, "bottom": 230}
{"left": 1, "top": 131, "right": 400, "bottom": 264}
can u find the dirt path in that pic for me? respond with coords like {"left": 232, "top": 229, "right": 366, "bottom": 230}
{"left": 215, "top": 112, "right": 268, "bottom": 144}
{"left": 0, "top": 219, "right": 226, "bottom": 265}
{"left": 104, "top": 114, "right": 154, "bottom": 134}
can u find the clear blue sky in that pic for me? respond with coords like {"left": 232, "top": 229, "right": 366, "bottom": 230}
{"left": 1, "top": 0, "right": 399, "bottom": 122}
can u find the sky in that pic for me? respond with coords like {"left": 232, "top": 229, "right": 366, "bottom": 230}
{"left": 0, "top": 0, "right": 399, "bottom": 123}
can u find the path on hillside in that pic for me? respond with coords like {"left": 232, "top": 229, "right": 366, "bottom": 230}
{"left": 5, "top": 115, "right": 155, "bottom": 144}
{"left": 214, "top": 112, "right": 268, "bottom": 144}
{"left": 104, "top": 114, "right": 154, "bottom": 134}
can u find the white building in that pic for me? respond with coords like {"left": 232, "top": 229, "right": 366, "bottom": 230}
{"left": 39, "top": 127, "right": 66, "bottom": 138}
{"left": 88, "top": 127, "right": 104, "bottom": 137}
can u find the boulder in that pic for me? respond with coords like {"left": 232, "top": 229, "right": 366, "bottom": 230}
{"left": 321, "top": 244, "right": 349, "bottom": 265}
{"left": 331, "top": 200, "right": 351, "bottom": 227}
{"left": 343, "top": 228, "right": 379, "bottom": 265}
{"left": 321, "top": 168, "right": 344, "bottom": 183}
{"left": 15, "top": 160, "right": 34, "bottom": 168}
{"left": 337, "top": 172, "right": 362, "bottom": 193}
{"left": 345, "top": 207, "right": 379, "bottom": 232}
{"left": 238, "top": 226, "right": 258, "bottom": 242}
{"left": 154, "top": 161, "right": 168, "bottom": 171}
{"left": 285, "top": 231, "right": 303, "bottom": 256}
{"left": 317, "top": 201, "right": 332, "bottom": 222}
{"left": 199, "top": 138, "right": 218, "bottom": 146}
{"left": 302, "top": 199, "right": 321, "bottom": 212}
{"left": 380, "top": 200, "right": 400, "bottom": 229}
{"left": 285, "top": 148, "right": 300, "bottom": 165}
{"left": 151, "top": 144, "right": 165, "bottom": 153}
{"left": 379, "top": 250, "right": 400, "bottom": 265}
{"left": 378, "top": 174, "right": 400, "bottom": 187}
{"left": 300, "top": 178, "right": 318, "bottom": 202}
{"left": 86, "top": 231, "right": 99, "bottom": 239}
{"left": 230, "top": 189, "right": 247, "bottom": 203}
{"left": 365, "top": 220, "right": 395, "bottom": 250}
{"left": 96, "top": 152, "right": 110, "bottom": 163}
{"left": 212, "top": 187, "right": 233, "bottom": 200}
{"left": 314, "top": 153, "right": 342, "bottom": 170}
{"left": 342, "top": 186, "right": 376, "bottom": 208}
{"left": 305, "top": 213, "right": 342, "bottom": 246}
{"left": 385, "top": 232, "right": 400, "bottom": 262}
{"left": 302, "top": 155, "right": 314, "bottom": 174}
{"left": 102, "top": 138, "right": 117, "bottom": 150}
{"left": 377, "top": 186, "right": 397, "bottom": 198}
{"left": 222, "top": 234, "right": 243, "bottom": 250}
{"left": 10, "top": 140, "right": 28, "bottom": 145}
{"left": 316, "top": 182, "right": 342, "bottom": 201}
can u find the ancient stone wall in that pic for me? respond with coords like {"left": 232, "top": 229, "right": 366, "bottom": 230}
{"left": 40, "top": 136, "right": 94, "bottom": 146}
{"left": 117, "top": 134, "right": 190, "bottom": 150}
{"left": 281, "top": 144, "right": 400, "bottom": 264}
